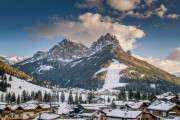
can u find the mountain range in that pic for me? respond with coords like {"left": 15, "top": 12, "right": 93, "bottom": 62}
{"left": 0, "top": 56, "right": 28, "bottom": 65}
{"left": 13, "top": 33, "right": 180, "bottom": 92}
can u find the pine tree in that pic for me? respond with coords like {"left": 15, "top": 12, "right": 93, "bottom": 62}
{"left": 37, "top": 90, "right": 42, "bottom": 102}
{"left": 43, "top": 91, "right": 48, "bottom": 102}
{"left": 110, "top": 100, "right": 116, "bottom": 109}
{"left": 68, "top": 90, "right": 73, "bottom": 104}
{"left": 31, "top": 91, "right": 35, "bottom": 100}
{"left": 47, "top": 92, "right": 52, "bottom": 102}
{"left": 79, "top": 93, "right": 83, "bottom": 103}
{"left": 3, "top": 74, "right": 7, "bottom": 81}
{"left": 11, "top": 93, "right": 16, "bottom": 103}
{"left": 107, "top": 96, "right": 111, "bottom": 103}
{"left": 17, "top": 95, "right": 20, "bottom": 104}
{"left": 60, "top": 91, "right": 65, "bottom": 103}
{"left": 1, "top": 94, "right": 4, "bottom": 102}
{"left": 22, "top": 90, "right": 28, "bottom": 103}
{"left": 75, "top": 92, "right": 79, "bottom": 104}
{"left": 142, "top": 93, "right": 147, "bottom": 100}
{"left": 134, "top": 91, "right": 141, "bottom": 100}
{"left": 128, "top": 89, "right": 133, "bottom": 100}
{"left": 117, "top": 91, "right": 121, "bottom": 100}
{"left": 9, "top": 75, "right": 12, "bottom": 81}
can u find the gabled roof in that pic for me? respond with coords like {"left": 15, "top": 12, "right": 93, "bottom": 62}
{"left": 8, "top": 105, "right": 24, "bottom": 111}
{"left": 106, "top": 109, "right": 142, "bottom": 119}
{"left": 147, "top": 101, "right": 177, "bottom": 111}
{"left": 0, "top": 105, "right": 11, "bottom": 111}
{"left": 79, "top": 109, "right": 98, "bottom": 117}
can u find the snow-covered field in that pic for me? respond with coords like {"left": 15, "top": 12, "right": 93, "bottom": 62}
{"left": 100, "top": 59, "right": 127, "bottom": 90}
{"left": 4, "top": 74, "right": 51, "bottom": 96}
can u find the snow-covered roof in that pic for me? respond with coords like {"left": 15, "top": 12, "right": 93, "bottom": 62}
{"left": 40, "top": 104, "right": 51, "bottom": 109}
{"left": 8, "top": 105, "right": 23, "bottom": 111}
{"left": 114, "top": 101, "right": 145, "bottom": 109}
{"left": 0, "top": 105, "right": 7, "bottom": 110}
{"left": 155, "top": 95, "right": 177, "bottom": 100}
{"left": 147, "top": 101, "right": 177, "bottom": 111}
{"left": 106, "top": 109, "right": 142, "bottom": 119}
{"left": 21, "top": 104, "right": 39, "bottom": 110}
{"left": 79, "top": 109, "right": 98, "bottom": 117}
{"left": 0, "top": 102, "right": 7, "bottom": 105}
{"left": 26, "top": 100, "right": 39, "bottom": 104}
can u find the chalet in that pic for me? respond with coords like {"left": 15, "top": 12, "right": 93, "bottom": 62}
{"left": 21, "top": 104, "right": 42, "bottom": 119}
{"left": 142, "top": 112, "right": 156, "bottom": 120}
{"left": 126, "top": 101, "right": 148, "bottom": 111}
{"left": 147, "top": 101, "right": 180, "bottom": 117}
{"left": 7, "top": 105, "right": 24, "bottom": 120}
{"left": 79, "top": 109, "right": 106, "bottom": 120}
{"left": 114, "top": 101, "right": 148, "bottom": 111}
{"left": 0, "top": 105, "right": 12, "bottom": 120}
{"left": 106, "top": 109, "right": 142, "bottom": 120}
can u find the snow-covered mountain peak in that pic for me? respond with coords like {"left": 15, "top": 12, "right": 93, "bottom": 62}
{"left": 0, "top": 55, "right": 29, "bottom": 65}
{"left": 90, "top": 33, "right": 123, "bottom": 53}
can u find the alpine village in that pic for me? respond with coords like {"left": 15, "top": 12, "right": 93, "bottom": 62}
{"left": 1, "top": 0, "right": 180, "bottom": 120}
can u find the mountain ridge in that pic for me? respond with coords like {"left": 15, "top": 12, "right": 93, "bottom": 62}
{"left": 13, "top": 33, "right": 180, "bottom": 91}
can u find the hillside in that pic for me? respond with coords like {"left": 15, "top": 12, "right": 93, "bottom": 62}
{"left": 0, "top": 60, "right": 31, "bottom": 80}
{"left": 0, "top": 74, "right": 51, "bottom": 96}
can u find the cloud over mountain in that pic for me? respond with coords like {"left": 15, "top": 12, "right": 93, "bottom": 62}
{"left": 166, "top": 47, "right": 180, "bottom": 62}
{"left": 27, "top": 12, "right": 144, "bottom": 51}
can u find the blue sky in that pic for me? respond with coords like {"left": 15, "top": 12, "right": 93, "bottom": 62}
{"left": 0, "top": 0, "right": 180, "bottom": 59}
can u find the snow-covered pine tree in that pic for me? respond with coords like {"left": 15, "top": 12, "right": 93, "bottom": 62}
{"left": 75, "top": 92, "right": 78, "bottom": 104}
{"left": 79, "top": 93, "right": 83, "bottom": 103}
{"left": 68, "top": 90, "right": 73, "bottom": 104}
{"left": 60, "top": 91, "right": 65, "bottom": 103}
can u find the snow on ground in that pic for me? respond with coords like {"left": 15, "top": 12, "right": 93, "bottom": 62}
{"left": 57, "top": 102, "right": 72, "bottom": 115}
{"left": 93, "top": 68, "right": 107, "bottom": 77}
{"left": 70, "top": 60, "right": 83, "bottom": 67}
{"left": 5, "top": 74, "right": 51, "bottom": 96}
{"left": 38, "top": 65, "right": 54, "bottom": 72}
{"left": 101, "top": 59, "right": 127, "bottom": 90}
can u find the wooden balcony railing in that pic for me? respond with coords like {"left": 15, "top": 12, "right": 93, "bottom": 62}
{"left": 2, "top": 111, "right": 11, "bottom": 114}
{"left": 15, "top": 110, "right": 24, "bottom": 114}
{"left": 6, "top": 116, "right": 23, "bottom": 120}
{"left": 34, "top": 109, "right": 42, "bottom": 112}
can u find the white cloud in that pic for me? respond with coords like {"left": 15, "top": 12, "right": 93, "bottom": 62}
{"left": 134, "top": 55, "right": 180, "bottom": 74}
{"left": 166, "top": 47, "right": 180, "bottom": 61}
{"left": 167, "top": 14, "right": 179, "bottom": 19}
{"left": 27, "top": 12, "right": 145, "bottom": 51}
{"left": 155, "top": 4, "right": 168, "bottom": 18}
{"left": 107, "top": 0, "right": 140, "bottom": 11}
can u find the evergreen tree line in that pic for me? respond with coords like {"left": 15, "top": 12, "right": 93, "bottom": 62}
{"left": 0, "top": 90, "right": 57, "bottom": 104}
{"left": 60, "top": 91, "right": 95, "bottom": 104}
{"left": 0, "top": 74, "right": 12, "bottom": 92}
{"left": 116, "top": 89, "right": 156, "bottom": 101}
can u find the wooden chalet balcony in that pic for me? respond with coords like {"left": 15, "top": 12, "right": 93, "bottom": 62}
{"left": 2, "top": 110, "right": 11, "bottom": 114}
{"left": 6, "top": 116, "right": 23, "bottom": 120}
{"left": 15, "top": 110, "right": 24, "bottom": 114}
{"left": 34, "top": 109, "right": 42, "bottom": 112}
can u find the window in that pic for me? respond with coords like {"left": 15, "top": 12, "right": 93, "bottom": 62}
{"left": 2, "top": 115, "right": 5, "bottom": 118}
